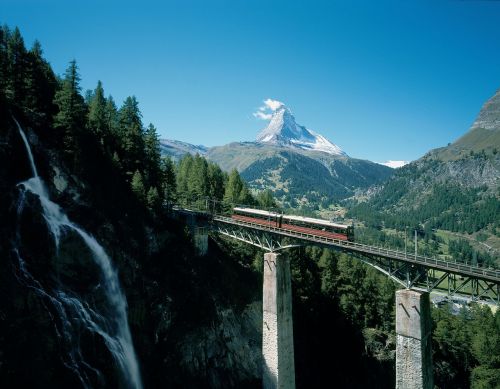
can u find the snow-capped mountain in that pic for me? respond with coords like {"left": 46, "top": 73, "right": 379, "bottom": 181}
{"left": 256, "top": 105, "right": 346, "bottom": 156}
{"left": 378, "top": 160, "right": 410, "bottom": 169}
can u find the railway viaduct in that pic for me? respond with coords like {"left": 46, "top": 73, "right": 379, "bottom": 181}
{"left": 174, "top": 207, "right": 500, "bottom": 389}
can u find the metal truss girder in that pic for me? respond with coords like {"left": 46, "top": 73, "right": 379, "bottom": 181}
{"left": 451, "top": 277, "right": 471, "bottom": 296}
{"left": 410, "top": 268, "right": 427, "bottom": 288}
{"left": 212, "top": 215, "right": 500, "bottom": 282}
{"left": 357, "top": 256, "right": 407, "bottom": 288}
{"left": 215, "top": 224, "right": 302, "bottom": 252}
{"left": 354, "top": 253, "right": 499, "bottom": 305}
{"left": 428, "top": 272, "right": 449, "bottom": 291}
{"left": 209, "top": 215, "right": 500, "bottom": 305}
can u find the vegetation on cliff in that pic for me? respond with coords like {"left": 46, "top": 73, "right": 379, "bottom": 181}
{"left": 0, "top": 25, "right": 499, "bottom": 389}
{"left": 0, "top": 25, "right": 263, "bottom": 388}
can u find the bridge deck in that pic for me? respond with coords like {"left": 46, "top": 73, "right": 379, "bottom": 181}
{"left": 213, "top": 215, "right": 500, "bottom": 284}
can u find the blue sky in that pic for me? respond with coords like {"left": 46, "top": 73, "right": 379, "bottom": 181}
{"left": 2, "top": 0, "right": 500, "bottom": 162}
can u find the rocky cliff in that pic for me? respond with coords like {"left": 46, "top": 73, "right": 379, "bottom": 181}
{"left": 0, "top": 110, "right": 262, "bottom": 388}
{"left": 348, "top": 89, "right": 500, "bottom": 252}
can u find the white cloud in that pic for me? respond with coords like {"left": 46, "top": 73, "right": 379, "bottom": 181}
{"left": 263, "top": 98, "right": 284, "bottom": 111}
{"left": 253, "top": 98, "right": 285, "bottom": 120}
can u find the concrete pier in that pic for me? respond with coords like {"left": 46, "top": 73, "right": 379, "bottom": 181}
{"left": 262, "top": 252, "right": 295, "bottom": 389}
{"left": 395, "top": 289, "right": 433, "bottom": 389}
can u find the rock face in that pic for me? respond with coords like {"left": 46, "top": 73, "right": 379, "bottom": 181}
{"left": 159, "top": 102, "right": 392, "bottom": 206}
{"left": 256, "top": 104, "right": 345, "bottom": 156}
{"left": 0, "top": 116, "right": 262, "bottom": 388}
{"left": 471, "top": 88, "right": 500, "bottom": 131}
{"left": 410, "top": 153, "right": 499, "bottom": 195}
{"left": 179, "top": 302, "right": 262, "bottom": 387}
{"left": 430, "top": 88, "right": 500, "bottom": 162}
{"left": 356, "top": 87, "right": 500, "bottom": 214}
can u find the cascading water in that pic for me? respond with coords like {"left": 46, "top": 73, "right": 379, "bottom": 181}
{"left": 13, "top": 119, "right": 142, "bottom": 389}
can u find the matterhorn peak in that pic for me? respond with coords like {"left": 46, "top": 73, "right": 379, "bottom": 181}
{"left": 255, "top": 101, "right": 346, "bottom": 156}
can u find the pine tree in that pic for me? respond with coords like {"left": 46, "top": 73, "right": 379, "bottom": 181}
{"left": 189, "top": 154, "right": 208, "bottom": 202}
{"left": 24, "top": 40, "right": 57, "bottom": 121}
{"left": 176, "top": 154, "right": 194, "bottom": 204}
{"left": 318, "top": 249, "right": 338, "bottom": 298}
{"left": 131, "top": 170, "right": 146, "bottom": 202}
{"left": 104, "top": 95, "right": 120, "bottom": 156}
{"left": 207, "top": 162, "right": 225, "bottom": 201}
{"left": 147, "top": 186, "right": 161, "bottom": 212}
{"left": 105, "top": 95, "right": 119, "bottom": 135}
{"left": 118, "top": 96, "right": 145, "bottom": 177}
{"left": 144, "top": 123, "right": 162, "bottom": 189}
{"left": 223, "top": 169, "right": 244, "bottom": 205}
{"left": 88, "top": 80, "right": 107, "bottom": 142}
{"left": 5, "top": 26, "right": 27, "bottom": 104}
{"left": 84, "top": 89, "right": 94, "bottom": 105}
{"left": 257, "top": 189, "right": 276, "bottom": 208}
{"left": 238, "top": 184, "right": 254, "bottom": 205}
{"left": 223, "top": 168, "right": 254, "bottom": 206}
{"left": 162, "top": 157, "right": 177, "bottom": 207}
{"left": 336, "top": 255, "right": 366, "bottom": 324}
{"left": 53, "top": 60, "right": 86, "bottom": 160}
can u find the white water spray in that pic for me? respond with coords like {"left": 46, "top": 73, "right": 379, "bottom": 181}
{"left": 14, "top": 120, "right": 142, "bottom": 389}
{"left": 14, "top": 117, "right": 39, "bottom": 177}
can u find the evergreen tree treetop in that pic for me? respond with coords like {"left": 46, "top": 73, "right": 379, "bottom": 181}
{"left": 144, "top": 123, "right": 161, "bottom": 165}
{"left": 88, "top": 80, "right": 107, "bottom": 138}
{"left": 53, "top": 59, "right": 86, "bottom": 131}
{"left": 144, "top": 123, "right": 162, "bottom": 189}
{"left": 53, "top": 59, "right": 86, "bottom": 162}
{"left": 257, "top": 189, "right": 277, "bottom": 209}
{"left": 30, "top": 39, "right": 43, "bottom": 57}
{"left": 105, "top": 95, "right": 119, "bottom": 134}
{"left": 119, "top": 96, "right": 142, "bottom": 129}
{"left": 118, "top": 96, "right": 145, "bottom": 176}
{"left": 131, "top": 170, "right": 146, "bottom": 202}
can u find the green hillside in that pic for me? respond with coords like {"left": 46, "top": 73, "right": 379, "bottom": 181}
{"left": 207, "top": 142, "right": 393, "bottom": 206}
{"left": 430, "top": 128, "right": 500, "bottom": 161}
{"left": 348, "top": 89, "right": 500, "bottom": 259}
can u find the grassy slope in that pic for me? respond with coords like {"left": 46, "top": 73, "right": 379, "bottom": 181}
{"left": 430, "top": 128, "right": 500, "bottom": 162}
{"left": 207, "top": 142, "right": 392, "bottom": 204}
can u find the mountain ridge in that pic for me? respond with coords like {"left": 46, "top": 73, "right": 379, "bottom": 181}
{"left": 206, "top": 142, "right": 392, "bottom": 205}
{"left": 349, "top": 87, "right": 500, "bottom": 252}
{"left": 255, "top": 104, "right": 346, "bottom": 156}
{"left": 160, "top": 139, "right": 208, "bottom": 161}
{"left": 470, "top": 88, "right": 500, "bottom": 131}
{"left": 160, "top": 102, "right": 393, "bottom": 205}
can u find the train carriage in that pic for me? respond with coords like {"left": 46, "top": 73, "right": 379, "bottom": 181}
{"left": 232, "top": 207, "right": 354, "bottom": 241}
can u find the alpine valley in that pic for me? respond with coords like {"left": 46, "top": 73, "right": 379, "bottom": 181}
{"left": 161, "top": 91, "right": 500, "bottom": 255}
{"left": 349, "top": 88, "right": 500, "bottom": 254}
{"left": 1, "top": 21, "right": 500, "bottom": 389}
{"left": 161, "top": 103, "right": 393, "bottom": 207}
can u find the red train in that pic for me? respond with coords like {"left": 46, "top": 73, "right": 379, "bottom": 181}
{"left": 231, "top": 207, "right": 354, "bottom": 241}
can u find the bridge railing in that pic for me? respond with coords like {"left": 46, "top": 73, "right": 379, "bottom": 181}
{"left": 212, "top": 215, "right": 500, "bottom": 282}
{"left": 172, "top": 202, "right": 499, "bottom": 281}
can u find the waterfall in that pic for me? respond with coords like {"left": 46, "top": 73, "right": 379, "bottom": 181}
{"left": 14, "top": 117, "right": 39, "bottom": 178}
{"left": 13, "top": 120, "right": 143, "bottom": 389}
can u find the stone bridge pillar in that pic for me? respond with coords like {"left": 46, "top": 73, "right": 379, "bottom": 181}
{"left": 262, "top": 252, "right": 295, "bottom": 389}
{"left": 395, "top": 289, "right": 433, "bottom": 389}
